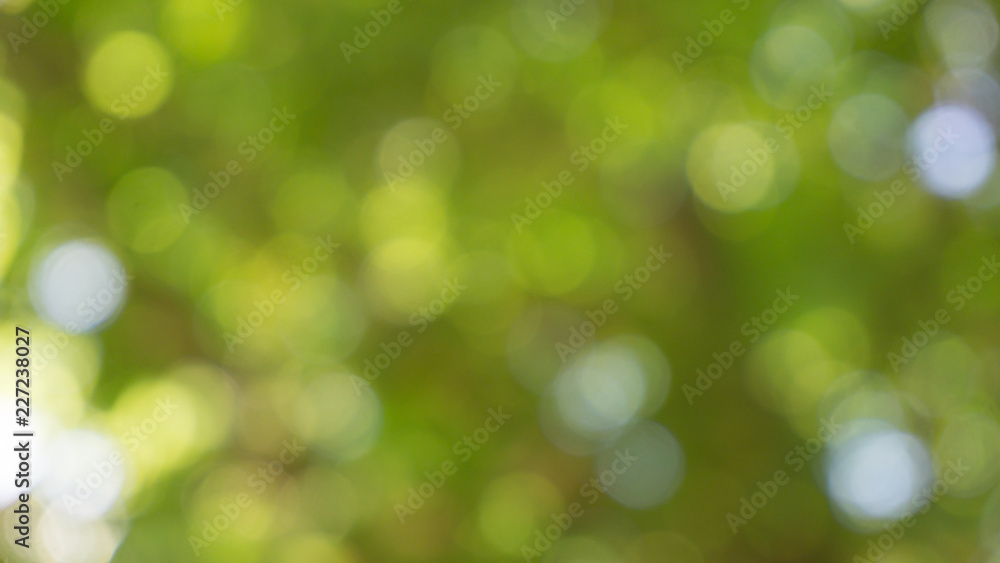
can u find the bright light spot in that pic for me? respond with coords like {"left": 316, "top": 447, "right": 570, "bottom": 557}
{"left": 540, "top": 337, "right": 669, "bottom": 454}
{"left": 30, "top": 240, "right": 128, "bottom": 333}
{"left": 38, "top": 430, "right": 126, "bottom": 522}
{"left": 554, "top": 343, "right": 648, "bottom": 435}
{"left": 826, "top": 425, "right": 932, "bottom": 521}
{"left": 38, "top": 508, "right": 124, "bottom": 563}
{"left": 909, "top": 104, "right": 996, "bottom": 198}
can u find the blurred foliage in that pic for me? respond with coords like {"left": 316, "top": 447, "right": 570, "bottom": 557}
{"left": 0, "top": 0, "right": 998, "bottom": 562}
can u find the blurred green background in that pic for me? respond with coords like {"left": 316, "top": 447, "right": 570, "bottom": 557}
{"left": 0, "top": 0, "right": 1000, "bottom": 561}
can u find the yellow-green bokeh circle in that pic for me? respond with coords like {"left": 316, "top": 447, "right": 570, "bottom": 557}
{"left": 687, "top": 124, "right": 778, "bottom": 213}
{"left": 161, "top": 0, "right": 245, "bottom": 64}
{"left": 107, "top": 167, "right": 189, "bottom": 253}
{"left": 84, "top": 31, "right": 174, "bottom": 119}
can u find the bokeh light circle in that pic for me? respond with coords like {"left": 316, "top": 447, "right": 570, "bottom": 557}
{"left": 84, "top": 32, "right": 174, "bottom": 119}
{"left": 750, "top": 26, "right": 835, "bottom": 110}
{"left": 509, "top": 0, "right": 607, "bottom": 62}
{"left": 686, "top": 122, "right": 800, "bottom": 213}
{"left": 107, "top": 168, "right": 189, "bottom": 253}
{"left": 825, "top": 423, "right": 933, "bottom": 523}
{"left": 594, "top": 419, "right": 685, "bottom": 509}
{"left": 827, "top": 94, "right": 909, "bottom": 182}
{"left": 30, "top": 240, "right": 129, "bottom": 333}
{"left": 38, "top": 430, "right": 126, "bottom": 522}
{"left": 909, "top": 103, "right": 996, "bottom": 198}
{"left": 292, "top": 373, "right": 382, "bottom": 462}
{"left": 935, "top": 68, "right": 1000, "bottom": 129}
{"left": 926, "top": 0, "right": 999, "bottom": 69}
